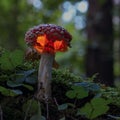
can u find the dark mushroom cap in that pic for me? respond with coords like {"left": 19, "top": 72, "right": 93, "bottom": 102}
{"left": 25, "top": 24, "right": 72, "bottom": 54}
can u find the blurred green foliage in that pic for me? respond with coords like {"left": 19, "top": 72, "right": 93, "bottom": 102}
{"left": 0, "top": 0, "right": 87, "bottom": 74}
{"left": 0, "top": 0, "right": 119, "bottom": 77}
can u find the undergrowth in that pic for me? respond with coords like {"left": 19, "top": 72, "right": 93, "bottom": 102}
{"left": 0, "top": 49, "right": 120, "bottom": 120}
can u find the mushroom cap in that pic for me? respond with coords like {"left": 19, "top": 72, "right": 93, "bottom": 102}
{"left": 25, "top": 24, "right": 72, "bottom": 54}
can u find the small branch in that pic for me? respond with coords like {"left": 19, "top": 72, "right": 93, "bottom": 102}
{"left": 53, "top": 97, "right": 59, "bottom": 107}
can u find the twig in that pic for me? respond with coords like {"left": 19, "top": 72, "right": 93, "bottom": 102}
{"left": 0, "top": 105, "right": 3, "bottom": 120}
{"left": 53, "top": 97, "right": 59, "bottom": 107}
{"left": 73, "top": 98, "right": 77, "bottom": 107}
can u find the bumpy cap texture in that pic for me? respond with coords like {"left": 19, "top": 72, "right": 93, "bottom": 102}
{"left": 25, "top": 24, "right": 72, "bottom": 54}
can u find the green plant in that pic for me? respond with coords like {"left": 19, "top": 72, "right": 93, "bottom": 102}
{"left": 66, "top": 85, "right": 89, "bottom": 99}
{"left": 77, "top": 98, "right": 110, "bottom": 119}
{"left": 101, "top": 87, "right": 120, "bottom": 107}
{"left": 0, "top": 86, "right": 22, "bottom": 96}
{"left": 0, "top": 49, "right": 24, "bottom": 70}
{"left": 63, "top": 83, "right": 111, "bottom": 119}
{"left": 22, "top": 99, "right": 46, "bottom": 120}
{"left": 0, "top": 50, "right": 120, "bottom": 120}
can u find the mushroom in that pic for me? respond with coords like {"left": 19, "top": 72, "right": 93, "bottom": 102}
{"left": 25, "top": 47, "right": 59, "bottom": 69}
{"left": 25, "top": 24, "right": 72, "bottom": 101}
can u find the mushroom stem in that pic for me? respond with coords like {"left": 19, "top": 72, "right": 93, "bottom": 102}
{"left": 36, "top": 53, "right": 54, "bottom": 101}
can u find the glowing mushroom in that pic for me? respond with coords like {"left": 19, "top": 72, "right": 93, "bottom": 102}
{"left": 25, "top": 24, "right": 72, "bottom": 101}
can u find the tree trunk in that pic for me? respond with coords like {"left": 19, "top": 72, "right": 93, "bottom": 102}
{"left": 86, "top": 0, "right": 114, "bottom": 86}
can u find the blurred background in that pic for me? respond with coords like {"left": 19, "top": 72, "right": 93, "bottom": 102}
{"left": 0, "top": 0, "right": 120, "bottom": 86}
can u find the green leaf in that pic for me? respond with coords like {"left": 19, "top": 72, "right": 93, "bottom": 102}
{"left": 29, "top": 101, "right": 45, "bottom": 120}
{"left": 76, "top": 82, "right": 100, "bottom": 92}
{"left": 58, "top": 103, "right": 68, "bottom": 111}
{"left": 0, "top": 51, "right": 14, "bottom": 70}
{"left": 90, "top": 98, "right": 109, "bottom": 119}
{"left": 7, "top": 80, "right": 33, "bottom": 91}
{"left": 77, "top": 103, "right": 92, "bottom": 117}
{"left": 0, "top": 86, "right": 22, "bottom": 96}
{"left": 12, "top": 89, "right": 23, "bottom": 95}
{"left": 79, "top": 98, "right": 110, "bottom": 119}
{"left": 0, "top": 49, "right": 24, "bottom": 70}
{"left": 25, "top": 77, "right": 37, "bottom": 84}
{"left": 71, "top": 85, "right": 82, "bottom": 90}
{"left": 22, "top": 99, "right": 38, "bottom": 114}
{"left": 7, "top": 80, "right": 22, "bottom": 87}
{"left": 66, "top": 90, "right": 76, "bottom": 99}
{"left": 0, "top": 86, "right": 10, "bottom": 96}
{"left": 76, "top": 87, "right": 88, "bottom": 99}
{"left": 10, "top": 49, "right": 24, "bottom": 67}
{"left": 66, "top": 86, "right": 89, "bottom": 99}
{"left": 22, "top": 84, "right": 34, "bottom": 91}
{"left": 91, "top": 105, "right": 109, "bottom": 119}
{"left": 15, "top": 73, "right": 25, "bottom": 83}
{"left": 91, "top": 98, "right": 109, "bottom": 106}
{"left": 24, "top": 69, "right": 36, "bottom": 77}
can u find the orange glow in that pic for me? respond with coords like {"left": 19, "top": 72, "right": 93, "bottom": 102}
{"left": 54, "top": 41, "right": 67, "bottom": 52}
{"left": 33, "top": 35, "right": 68, "bottom": 54}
